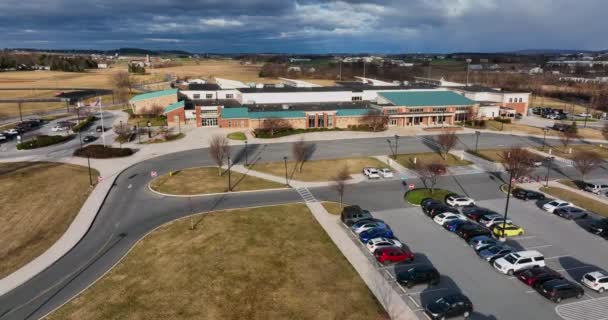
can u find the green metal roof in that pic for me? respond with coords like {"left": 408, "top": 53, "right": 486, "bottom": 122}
{"left": 221, "top": 107, "right": 249, "bottom": 119}
{"left": 249, "top": 111, "right": 305, "bottom": 119}
{"left": 379, "top": 91, "right": 475, "bottom": 107}
{"left": 336, "top": 109, "right": 372, "bottom": 116}
{"left": 130, "top": 89, "right": 178, "bottom": 103}
{"left": 163, "top": 100, "right": 184, "bottom": 114}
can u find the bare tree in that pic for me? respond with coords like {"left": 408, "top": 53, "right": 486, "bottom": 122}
{"left": 501, "top": 147, "right": 536, "bottom": 180}
{"left": 412, "top": 160, "right": 446, "bottom": 194}
{"left": 292, "top": 138, "right": 308, "bottom": 173}
{"left": 360, "top": 111, "right": 388, "bottom": 132}
{"left": 332, "top": 165, "right": 350, "bottom": 208}
{"left": 572, "top": 150, "right": 602, "bottom": 182}
{"left": 142, "top": 104, "right": 165, "bottom": 117}
{"left": 110, "top": 71, "right": 135, "bottom": 94}
{"left": 208, "top": 135, "right": 230, "bottom": 176}
{"left": 261, "top": 117, "right": 291, "bottom": 137}
{"left": 602, "top": 122, "right": 608, "bottom": 141}
{"left": 559, "top": 128, "right": 578, "bottom": 148}
{"left": 436, "top": 129, "right": 458, "bottom": 160}
{"left": 113, "top": 123, "right": 132, "bottom": 147}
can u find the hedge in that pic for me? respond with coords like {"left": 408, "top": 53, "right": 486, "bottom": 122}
{"left": 463, "top": 120, "right": 486, "bottom": 128}
{"left": 16, "top": 135, "right": 75, "bottom": 150}
{"left": 72, "top": 116, "right": 97, "bottom": 132}
{"left": 73, "top": 145, "right": 134, "bottom": 158}
{"left": 492, "top": 117, "right": 512, "bottom": 124}
{"left": 253, "top": 127, "right": 342, "bottom": 138}
{"left": 404, "top": 188, "right": 454, "bottom": 205}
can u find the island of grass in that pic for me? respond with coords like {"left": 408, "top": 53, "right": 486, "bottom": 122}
{"left": 465, "top": 120, "right": 603, "bottom": 140}
{"left": 540, "top": 186, "right": 608, "bottom": 218}
{"left": 467, "top": 148, "right": 544, "bottom": 163}
{"left": 16, "top": 134, "right": 75, "bottom": 150}
{"left": 150, "top": 167, "right": 285, "bottom": 195}
{"left": 535, "top": 144, "right": 608, "bottom": 160}
{"left": 226, "top": 131, "right": 247, "bottom": 140}
{"left": 394, "top": 152, "right": 472, "bottom": 169}
{"left": 321, "top": 201, "right": 345, "bottom": 215}
{"left": 48, "top": 204, "right": 388, "bottom": 320}
{"left": 0, "top": 162, "right": 99, "bottom": 278}
{"left": 250, "top": 157, "right": 387, "bottom": 182}
{"left": 405, "top": 188, "right": 453, "bottom": 205}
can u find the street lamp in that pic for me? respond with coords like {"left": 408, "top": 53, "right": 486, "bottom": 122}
{"left": 119, "top": 120, "right": 123, "bottom": 149}
{"left": 283, "top": 156, "right": 289, "bottom": 186}
{"left": 87, "top": 154, "right": 93, "bottom": 186}
{"left": 475, "top": 131, "right": 481, "bottom": 152}
{"left": 244, "top": 140, "right": 248, "bottom": 166}
{"left": 76, "top": 106, "right": 83, "bottom": 148}
{"left": 227, "top": 154, "right": 232, "bottom": 191}
{"left": 542, "top": 128, "right": 549, "bottom": 151}
{"left": 545, "top": 156, "right": 555, "bottom": 187}
{"left": 394, "top": 134, "right": 400, "bottom": 158}
{"left": 501, "top": 168, "right": 515, "bottom": 239}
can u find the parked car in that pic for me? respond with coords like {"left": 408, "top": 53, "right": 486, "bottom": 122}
{"left": 51, "top": 124, "right": 69, "bottom": 132}
{"left": 512, "top": 188, "right": 546, "bottom": 201}
{"left": 462, "top": 206, "right": 498, "bottom": 221}
{"left": 583, "top": 181, "right": 608, "bottom": 194}
{"left": 363, "top": 167, "right": 380, "bottom": 179}
{"left": 0, "top": 134, "right": 6, "bottom": 142}
{"left": 366, "top": 237, "right": 404, "bottom": 253}
{"left": 424, "top": 293, "right": 473, "bottom": 320}
{"left": 397, "top": 265, "right": 440, "bottom": 288}
{"left": 444, "top": 220, "right": 475, "bottom": 233}
{"left": 359, "top": 228, "right": 394, "bottom": 243}
{"left": 445, "top": 195, "right": 475, "bottom": 207}
{"left": 468, "top": 235, "right": 498, "bottom": 252}
{"left": 457, "top": 224, "right": 492, "bottom": 241}
{"left": 553, "top": 206, "right": 589, "bottom": 220}
{"left": 536, "top": 279, "right": 584, "bottom": 303}
{"left": 491, "top": 223, "right": 525, "bottom": 238}
{"left": 426, "top": 204, "right": 460, "bottom": 219}
{"left": 493, "top": 250, "right": 546, "bottom": 275}
{"left": 515, "top": 267, "right": 561, "bottom": 287}
{"left": 421, "top": 199, "right": 443, "bottom": 214}
{"left": 588, "top": 218, "right": 608, "bottom": 237}
{"left": 352, "top": 221, "right": 391, "bottom": 235}
{"left": 378, "top": 168, "right": 394, "bottom": 178}
{"left": 479, "top": 214, "right": 512, "bottom": 228}
{"left": 351, "top": 218, "right": 384, "bottom": 229}
{"left": 374, "top": 247, "right": 414, "bottom": 265}
{"left": 96, "top": 125, "right": 109, "bottom": 132}
{"left": 532, "top": 273, "right": 566, "bottom": 289}
{"left": 4, "top": 128, "right": 20, "bottom": 135}
{"left": 82, "top": 135, "right": 98, "bottom": 143}
{"left": 543, "top": 200, "right": 574, "bottom": 213}
{"left": 433, "top": 212, "right": 467, "bottom": 226}
{"left": 340, "top": 205, "right": 373, "bottom": 227}
{"left": 581, "top": 271, "right": 608, "bottom": 293}
{"left": 477, "top": 245, "right": 514, "bottom": 262}
{"left": 553, "top": 123, "right": 572, "bottom": 132}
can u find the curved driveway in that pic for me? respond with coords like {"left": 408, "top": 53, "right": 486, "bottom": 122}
{"left": 0, "top": 133, "right": 594, "bottom": 319}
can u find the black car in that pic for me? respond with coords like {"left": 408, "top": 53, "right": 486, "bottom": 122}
{"left": 461, "top": 206, "right": 498, "bottom": 221}
{"left": 512, "top": 188, "right": 545, "bottom": 201}
{"left": 426, "top": 204, "right": 460, "bottom": 219}
{"left": 96, "top": 125, "right": 109, "bottom": 132}
{"left": 396, "top": 265, "right": 440, "bottom": 288}
{"left": 588, "top": 218, "right": 608, "bottom": 236}
{"left": 553, "top": 207, "right": 588, "bottom": 220}
{"left": 340, "top": 205, "right": 373, "bottom": 227}
{"left": 425, "top": 293, "right": 473, "bottom": 319}
{"left": 82, "top": 135, "right": 98, "bottom": 143}
{"left": 536, "top": 279, "right": 584, "bottom": 303}
{"left": 457, "top": 224, "right": 491, "bottom": 241}
{"left": 421, "top": 199, "right": 443, "bottom": 214}
{"left": 532, "top": 273, "right": 564, "bottom": 289}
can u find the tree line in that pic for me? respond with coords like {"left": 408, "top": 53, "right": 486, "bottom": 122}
{"left": 0, "top": 53, "right": 97, "bottom": 72}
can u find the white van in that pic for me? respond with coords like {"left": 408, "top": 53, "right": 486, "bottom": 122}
{"left": 583, "top": 181, "right": 608, "bottom": 194}
{"left": 493, "top": 250, "right": 545, "bottom": 275}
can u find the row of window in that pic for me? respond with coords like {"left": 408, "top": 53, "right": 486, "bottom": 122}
{"left": 226, "top": 120, "right": 246, "bottom": 128}
{"left": 308, "top": 114, "right": 334, "bottom": 128}
{"left": 192, "top": 93, "right": 234, "bottom": 99}
{"left": 508, "top": 97, "right": 524, "bottom": 103}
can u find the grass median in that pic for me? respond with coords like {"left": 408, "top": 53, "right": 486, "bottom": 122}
{"left": 405, "top": 188, "right": 453, "bottom": 205}
{"left": 0, "top": 162, "right": 98, "bottom": 278}
{"left": 536, "top": 144, "right": 608, "bottom": 159}
{"left": 540, "top": 186, "right": 608, "bottom": 218}
{"left": 227, "top": 131, "right": 247, "bottom": 140}
{"left": 250, "top": 157, "right": 387, "bottom": 182}
{"left": 150, "top": 167, "right": 284, "bottom": 195}
{"left": 48, "top": 204, "right": 388, "bottom": 320}
{"left": 394, "top": 152, "right": 472, "bottom": 169}
{"left": 322, "top": 201, "right": 345, "bottom": 215}
{"left": 467, "top": 148, "right": 544, "bottom": 163}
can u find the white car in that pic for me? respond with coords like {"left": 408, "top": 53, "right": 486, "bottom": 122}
{"left": 352, "top": 221, "right": 389, "bottom": 234}
{"left": 363, "top": 167, "right": 380, "bottom": 179}
{"left": 446, "top": 195, "right": 475, "bottom": 207}
{"left": 0, "top": 134, "right": 6, "bottom": 141}
{"left": 479, "top": 214, "right": 512, "bottom": 228}
{"left": 581, "top": 271, "right": 608, "bottom": 293}
{"left": 493, "top": 250, "right": 546, "bottom": 275}
{"left": 4, "top": 128, "right": 19, "bottom": 135}
{"left": 576, "top": 113, "right": 592, "bottom": 118}
{"left": 433, "top": 212, "right": 467, "bottom": 225}
{"left": 51, "top": 125, "right": 68, "bottom": 132}
{"left": 542, "top": 200, "right": 573, "bottom": 213}
{"left": 366, "top": 237, "right": 404, "bottom": 253}
{"left": 378, "top": 168, "right": 394, "bottom": 178}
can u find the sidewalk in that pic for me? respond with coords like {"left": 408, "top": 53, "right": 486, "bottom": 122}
{"left": 373, "top": 155, "right": 418, "bottom": 178}
{"left": 450, "top": 150, "right": 505, "bottom": 172}
{"left": 526, "top": 148, "right": 573, "bottom": 166}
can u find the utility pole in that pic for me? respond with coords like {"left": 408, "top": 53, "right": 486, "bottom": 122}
{"left": 501, "top": 169, "right": 515, "bottom": 240}
{"left": 466, "top": 59, "right": 472, "bottom": 86}
{"left": 283, "top": 156, "right": 289, "bottom": 186}
{"left": 87, "top": 154, "right": 93, "bottom": 186}
{"left": 227, "top": 154, "right": 232, "bottom": 191}
{"left": 17, "top": 102, "right": 23, "bottom": 122}
{"left": 76, "top": 106, "right": 83, "bottom": 147}
{"left": 475, "top": 131, "right": 481, "bottom": 152}
{"left": 545, "top": 156, "right": 554, "bottom": 187}
{"left": 98, "top": 98, "right": 106, "bottom": 147}
{"left": 244, "top": 140, "right": 248, "bottom": 166}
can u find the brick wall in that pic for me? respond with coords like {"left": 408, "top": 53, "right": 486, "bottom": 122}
{"left": 502, "top": 102, "right": 528, "bottom": 115}
{"left": 166, "top": 108, "right": 185, "bottom": 126}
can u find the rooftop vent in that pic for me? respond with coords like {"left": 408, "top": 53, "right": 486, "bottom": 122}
{"left": 282, "top": 104, "right": 290, "bottom": 110}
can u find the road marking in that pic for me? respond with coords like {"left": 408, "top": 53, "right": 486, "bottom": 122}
{"left": 398, "top": 284, "right": 408, "bottom": 294}
{"left": 526, "top": 290, "right": 536, "bottom": 294}
{"left": 546, "top": 255, "right": 568, "bottom": 260}
{"left": 514, "top": 236, "right": 537, "bottom": 240}
{"left": 556, "top": 296, "right": 608, "bottom": 320}
{"left": 525, "top": 244, "right": 553, "bottom": 250}
{"left": 384, "top": 270, "right": 395, "bottom": 280}
{"left": 408, "top": 295, "right": 420, "bottom": 308}
{"left": 408, "top": 288, "right": 447, "bottom": 296}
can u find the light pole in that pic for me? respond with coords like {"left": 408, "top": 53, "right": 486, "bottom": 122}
{"left": 244, "top": 140, "right": 248, "bottom": 166}
{"left": 227, "top": 154, "right": 232, "bottom": 191}
{"left": 119, "top": 120, "right": 123, "bottom": 149}
{"left": 475, "top": 131, "right": 481, "bottom": 152}
{"left": 76, "top": 106, "right": 83, "bottom": 148}
{"left": 386, "top": 139, "right": 395, "bottom": 159}
{"left": 542, "top": 128, "right": 548, "bottom": 151}
{"left": 466, "top": 59, "right": 472, "bottom": 87}
{"left": 283, "top": 156, "right": 289, "bottom": 186}
{"left": 501, "top": 168, "right": 515, "bottom": 239}
{"left": 394, "top": 134, "right": 399, "bottom": 159}
{"left": 87, "top": 154, "right": 93, "bottom": 186}
{"left": 545, "top": 156, "right": 554, "bottom": 187}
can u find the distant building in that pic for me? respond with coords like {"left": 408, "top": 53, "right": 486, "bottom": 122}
{"left": 97, "top": 63, "right": 108, "bottom": 69}
{"left": 287, "top": 66, "right": 301, "bottom": 72}
{"left": 528, "top": 67, "right": 543, "bottom": 75}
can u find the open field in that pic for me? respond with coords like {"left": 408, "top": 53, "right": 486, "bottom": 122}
{"left": 251, "top": 157, "right": 386, "bottom": 182}
{"left": 395, "top": 152, "right": 472, "bottom": 169}
{"left": 537, "top": 144, "right": 608, "bottom": 159}
{"left": 321, "top": 201, "right": 344, "bottom": 215}
{"left": 530, "top": 95, "right": 593, "bottom": 115}
{"left": 0, "top": 162, "right": 98, "bottom": 279}
{"left": 48, "top": 204, "right": 387, "bottom": 320}
{"left": 540, "top": 186, "right": 608, "bottom": 218}
{"left": 468, "top": 148, "right": 544, "bottom": 163}
{"left": 482, "top": 120, "right": 604, "bottom": 140}
{"left": 150, "top": 167, "right": 284, "bottom": 195}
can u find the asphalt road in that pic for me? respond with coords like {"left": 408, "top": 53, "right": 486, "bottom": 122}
{"left": 0, "top": 133, "right": 606, "bottom": 320}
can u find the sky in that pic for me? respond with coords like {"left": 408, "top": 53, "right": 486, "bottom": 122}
{"left": 1, "top": 0, "right": 607, "bottom": 54}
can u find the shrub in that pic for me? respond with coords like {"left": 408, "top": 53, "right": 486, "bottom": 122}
{"left": 464, "top": 120, "right": 486, "bottom": 128}
{"left": 253, "top": 127, "right": 342, "bottom": 138}
{"left": 16, "top": 135, "right": 75, "bottom": 150}
{"left": 74, "top": 145, "right": 134, "bottom": 158}
{"left": 493, "top": 117, "right": 512, "bottom": 124}
{"left": 72, "top": 116, "right": 97, "bottom": 132}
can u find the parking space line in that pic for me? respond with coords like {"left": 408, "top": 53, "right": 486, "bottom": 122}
{"left": 526, "top": 290, "right": 536, "bottom": 294}
{"left": 514, "top": 236, "right": 537, "bottom": 240}
{"left": 585, "top": 292, "right": 595, "bottom": 300}
{"left": 398, "top": 284, "right": 407, "bottom": 294}
{"left": 384, "top": 270, "right": 395, "bottom": 280}
{"left": 408, "top": 288, "right": 447, "bottom": 296}
{"left": 408, "top": 295, "right": 420, "bottom": 308}
{"left": 422, "top": 312, "right": 432, "bottom": 320}
{"left": 525, "top": 244, "right": 553, "bottom": 250}
{"left": 545, "top": 255, "right": 568, "bottom": 260}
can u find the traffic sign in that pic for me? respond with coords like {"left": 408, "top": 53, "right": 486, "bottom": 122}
{"left": 409, "top": 184, "right": 415, "bottom": 190}
{"left": 151, "top": 170, "right": 158, "bottom": 177}
{"left": 97, "top": 176, "right": 103, "bottom": 182}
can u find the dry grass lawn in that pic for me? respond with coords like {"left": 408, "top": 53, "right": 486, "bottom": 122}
{"left": 251, "top": 157, "right": 387, "bottom": 182}
{"left": 530, "top": 95, "right": 592, "bottom": 115}
{"left": 322, "top": 201, "right": 346, "bottom": 215}
{"left": 538, "top": 144, "right": 608, "bottom": 159}
{"left": 48, "top": 204, "right": 388, "bottom": 320}
{"left": 484, "top": 120, "right": 603, "bottom": 140}
{"left": 150, "top": 167, "right": 284, "bottom": 195}
{"left": 540, "top": 186, "right": 608, "bottom": 218}
{"left": 468, "top": 149, "right": 544, "bottom": 163}
{"left": 0, "top": 162, "right": 98, "bottom": 279}
{"left": 395, "top": 152, "right": 472, "bottom": 169}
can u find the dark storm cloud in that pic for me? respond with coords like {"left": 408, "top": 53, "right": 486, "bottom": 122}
{"left": 0, "top": 0, "right": 606, "bottom": 53}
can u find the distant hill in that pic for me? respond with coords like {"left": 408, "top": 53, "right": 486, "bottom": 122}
{"left": 3, "top": 48, "right": 193, "bottom": 57}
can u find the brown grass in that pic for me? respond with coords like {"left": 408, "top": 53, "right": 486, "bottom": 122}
{"left": 251, "top": 157, "right": 387, "bottom": 182}
{"left": 150, "top": 167, "right": 284, "bottom": 195}
{"left": 322, "top": 201, "right": 346, "bottom": 215}
{"left": 48, "top": 204, "right": 388, "bottom": 320}
{"left": 395, "top": 152, "right": 472, "bottom": 169}
{"left": 468, "top": 149, "right": 544, "bottom": 163}
{"left": 484, "top": 120, "right": 603, "bottom": 140}
{"left": 538, "top": 144, "right": 608, "bottom": 159}
{"left": 540, "top": 186, "right": 608, "bottom": 218}
{"left": 0, "top": 162, "right": 98, "bottom": 279}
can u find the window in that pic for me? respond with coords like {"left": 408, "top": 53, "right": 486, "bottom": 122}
{"left": 308, "top": 115, "right": 315, "bottom": 128}
{"left": 227, "top": 121, "right": 231, "bottom": 128}
{"left": 327, "top": 115, "right": 333, "bottom": 127}
{"left": 201, "top": 109, "right": 217, "bottom": 115}
{"left": 226, "top": 94, "right": 234, "bottom": 99}
{"left": 410, "top": 108, "right": 423, "bottom": 113}
{"left": 352, "top": 96, "right": 362, "bottom": 101}
{"left": 193, "top": 94, "right": 200, "bottom": 99}
{"left": 318, "top": 115, "right": 324, "bottom": 127}
{"left": 509, "top": 98, "right": 513, "bottom": 103}
{"left": 519, "top": 98, "right": 523, "bottom": 102}
{"left": 389, "top": 118, "right": 398, "bottom": 126}
{"left": 518, "top": 258, "right": 532, "bottom": 264}
{"left": 435, "top": 108, "right": 447, "bottom": 113}
{"left": 206, "top": 94, "right": 213, "bottom": 99}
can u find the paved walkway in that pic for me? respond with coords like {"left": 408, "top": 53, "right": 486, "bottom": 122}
{"left": 451, "top": 149, "right": 505, "bottom": 172}
{"left": 374, "top": 155, "right": 418, "bottom": 178}
{"left": 526, "top": 148, "right": 574, "bottom": 166}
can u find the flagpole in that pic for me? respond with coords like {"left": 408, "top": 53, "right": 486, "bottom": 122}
{"left": 98, "top": 98, "right": 106, "bottom": 147}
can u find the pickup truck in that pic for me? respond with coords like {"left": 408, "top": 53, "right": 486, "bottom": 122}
{"left": 363, "top": 167, "right": 381, "bottom": 179}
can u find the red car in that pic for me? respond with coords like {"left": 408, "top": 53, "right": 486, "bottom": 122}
{"left": 374, "top": 247, "right": 414, "bottom": 265}
{"left": 515, "top": 267, "right": 561, "bottom": 287}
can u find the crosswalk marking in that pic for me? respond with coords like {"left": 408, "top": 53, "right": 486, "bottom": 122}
{"left": 296, "top": 187, "right": 317, "bottom": 203}
{"left": 556, "top": 296, "right": 608, "bottom": 320}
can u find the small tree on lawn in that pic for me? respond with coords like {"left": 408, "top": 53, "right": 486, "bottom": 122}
{"left": 113, "top": 123, "right": 131, "bottom": 146}
{"left": 332, "top": 165, "right": 350, "bottom": 208}
{"left": 602, "top": 122, "right": 608, "bottom": 141}
{"left": 292, "top": 138, "right": 308, "bottom": 173}
{"left": 360, "top": 111, "right": 388, "bottom": 132}
{"left": 436, "top": 129, "right": 458, "bottom": 160}
{"left": 413, "top": 160, "right": 446, "bottom": 194}
{"left": 501, "top": 147, "right": 535, "bottom": 180}
{"left": 209, "top": 135, "right": 230, "bottom": 176}
{"left": 572, "top": 150, "right": 602, "bottom": 182}
{"left": 110, "top": 71, "right": 135, "bottom": 94}
{"left": 560, "top": 126, "right": 578, "bottom": 148}
{"left": 261, "top": 117, "right": 290, "bottom": 137}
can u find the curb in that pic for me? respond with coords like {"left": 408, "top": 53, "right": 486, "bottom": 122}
{"left": 147, "top": 182, "right": 291, "bottom": 198}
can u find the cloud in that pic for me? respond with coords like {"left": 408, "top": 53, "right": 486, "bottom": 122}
{"left": 200, "top": 18, "right": 244, "bottom": 28}
{"left": 144, "top": 38, "right": 183, "bottom": 43}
